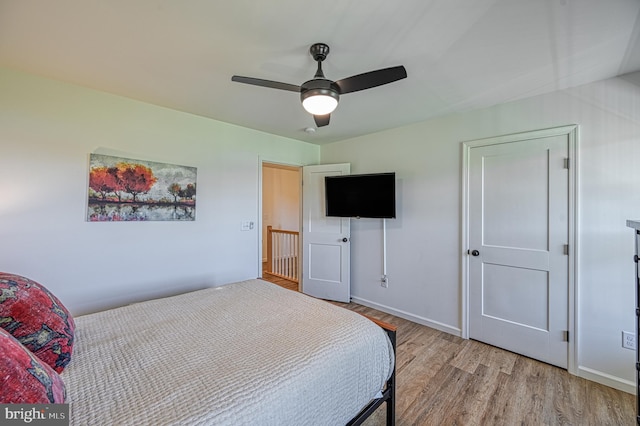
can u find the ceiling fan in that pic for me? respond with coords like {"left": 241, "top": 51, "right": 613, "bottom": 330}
{"left": 231, "top": 43, "right": 407, "bottom": 127}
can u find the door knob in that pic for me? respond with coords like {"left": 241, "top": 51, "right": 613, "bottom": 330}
{"left": 471, "top": 250, "right": 480, "bottom": 256}
{"left": 342, "top": 237, "right": 349, "bottom": 242}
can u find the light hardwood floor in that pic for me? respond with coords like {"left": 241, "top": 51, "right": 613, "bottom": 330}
{"left": 261, "top": 262, "right": 299, "bottom": 291}
{"left": 261, "top": 275, "right": 636, "bottom": 425}
{"left": 339, "top": 302, "right": 635, "bottom": 426}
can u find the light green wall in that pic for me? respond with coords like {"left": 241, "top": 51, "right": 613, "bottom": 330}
{"left": 3, "top": 64, "right": 639, "bottom": 394}
{"left": 0, "top": 67, "right": 319, "bottom": 314}
{"left": 321, "top": 73, "right": 640, "bottom": 393}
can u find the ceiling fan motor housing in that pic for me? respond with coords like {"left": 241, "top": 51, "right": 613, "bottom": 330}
{"left": 300, "top": 79, "right": 340, "bottom": 104}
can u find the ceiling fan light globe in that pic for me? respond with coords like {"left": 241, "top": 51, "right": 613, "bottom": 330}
{"left": 301, "top": 89, "right": 339, "bottom": 115}
{"left": 302, "top": 95, "right": 338, "bottom": 115}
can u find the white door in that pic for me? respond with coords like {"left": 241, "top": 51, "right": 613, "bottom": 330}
{"left": 468, "top": 131, "right": 570, "bottom": 368}
{"left": 302, "top": 164, "right": 351, "bottom": 302}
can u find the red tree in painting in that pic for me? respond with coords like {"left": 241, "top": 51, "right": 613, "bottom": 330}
{"left": 89, "top": 167, "right": 118, "bottom": 199}
{"left": 106, "top": 166, "right": 125, "bottom": 201}
{"left": 117, "top": 163, "right": 157, "bottom": 202}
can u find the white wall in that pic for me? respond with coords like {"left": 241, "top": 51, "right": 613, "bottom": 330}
{"left": 321, "top": 73, "right": 640, "bottom": 393}
{"left": 0, "top": 68, "right": 319, "bottom": 315}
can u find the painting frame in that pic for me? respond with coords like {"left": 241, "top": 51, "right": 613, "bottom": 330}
{"left": 87, "top": 154, "right": 197, "bottom": 222}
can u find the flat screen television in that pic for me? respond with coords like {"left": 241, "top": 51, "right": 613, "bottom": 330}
{"left": 325, "top": 172, "right": 396, "bottom": 218}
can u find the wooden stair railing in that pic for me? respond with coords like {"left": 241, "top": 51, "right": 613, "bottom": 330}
{"left": 266, "top": 226, "right": 300, "bottom": 283}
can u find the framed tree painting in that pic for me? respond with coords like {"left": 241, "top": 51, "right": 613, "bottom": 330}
{"left": 87, "top": 154, "right": 197, "bottom": 222}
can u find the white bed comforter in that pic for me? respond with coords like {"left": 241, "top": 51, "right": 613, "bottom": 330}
{"left": 62, "top": 279, "right": 394, "bottom": 426}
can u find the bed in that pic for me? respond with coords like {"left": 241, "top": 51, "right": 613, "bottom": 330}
{"left": 59, "top": 278, "right": 396, "bottom": 425}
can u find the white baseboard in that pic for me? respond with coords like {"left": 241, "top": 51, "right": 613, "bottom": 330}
{"left": 577, "top": 366, "right": 636, "bottom": 395}
{"left": 350, "top": 296, "right": 462, "bottom": 337}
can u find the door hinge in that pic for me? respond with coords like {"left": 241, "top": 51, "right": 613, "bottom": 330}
{"left": 563, "top": 330, "right": 569, "bottom": 342}
{"left": 564, "top": 158, "right": 570, "bottom": 169}
{"left": 563, "top": 244, "right": 569, "bottom": 255}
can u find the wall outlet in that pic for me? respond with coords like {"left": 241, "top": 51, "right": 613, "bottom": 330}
{"left": 622, "top": 331, "right": 636, "bottom": 350}
{"left": 381, "top": 275, "right": 388, "bottom": 288}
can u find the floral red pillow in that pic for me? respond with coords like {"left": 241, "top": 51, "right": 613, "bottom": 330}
{"left": 0, "top": 328, "right": 66, "bottom": 403}
{"left": 0, "top": 272, "right": 75, "bottom": 373}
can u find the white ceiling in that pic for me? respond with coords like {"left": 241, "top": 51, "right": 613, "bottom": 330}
{"left": 1, "top": 0, "right": 639, "bottom": 145}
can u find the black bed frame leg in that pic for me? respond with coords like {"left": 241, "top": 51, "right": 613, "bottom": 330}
{"left": 346, "top": 320, "right": 397, "bottom": 426}
{"left": 386, "top": 329, "right": 396, "bottom": 426}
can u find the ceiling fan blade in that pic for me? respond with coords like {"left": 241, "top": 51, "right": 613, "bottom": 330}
{"left": 314, "top": 114, "right": 330, "bottom": 127}
{"left": 335, "top": 66, "right": 407, "bottom": 94}
{"left": 231, "top": 76, "right": 301, "bottom": 92}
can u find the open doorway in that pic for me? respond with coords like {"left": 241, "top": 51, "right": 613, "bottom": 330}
{"left": 261, "top": 162, "right": 301, "bottom": 291}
